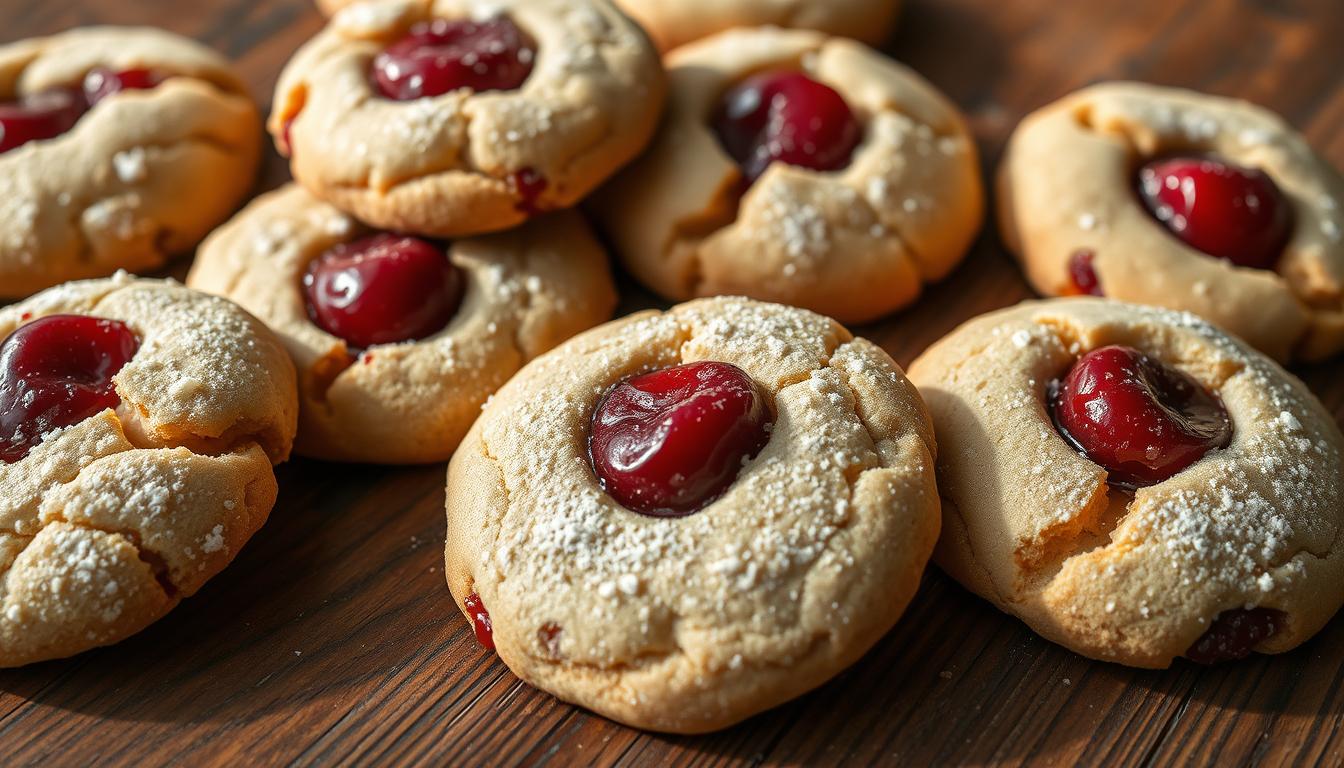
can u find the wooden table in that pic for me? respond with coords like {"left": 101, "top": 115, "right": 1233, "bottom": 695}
{"left": 3, "top": 0, "right": 1343, "bottom": 764}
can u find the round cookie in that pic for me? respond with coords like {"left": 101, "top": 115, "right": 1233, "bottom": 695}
{"left": 614, "top": 0, "right": 901, "bottom": 53}
{"left": 0, "top": 26, "right": 262, "bottom": 300}
{"left": 0, "top": 274, "right": 298, "bottom": 667}
{"left": 591, "top": 27, "right": 983, "bottom": 325}
{"left": 444, "top": 296, "right": 940, "bottom": 733}
{"left": 907, "top": 297, "right": 1344, "bottom": 668}
{"left": 272, "top": 0, "right": 666, "bottom": 238}
{"left": 187, "top": 184, "right": 617, "bottom": 465}
{"left": 998, "top": 81, "right": 1344, "bottom": 362}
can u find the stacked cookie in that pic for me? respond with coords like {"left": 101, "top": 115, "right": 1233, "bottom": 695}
{"left": 189, "top": 0, "right": 667, "bottom": 463}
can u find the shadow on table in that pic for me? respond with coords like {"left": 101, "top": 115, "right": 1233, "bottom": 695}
{"left": 0, "top": 458, "right": 464, "bottom": 731}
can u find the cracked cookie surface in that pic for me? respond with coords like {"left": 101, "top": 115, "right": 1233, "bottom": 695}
{"left": 998, "top": 82, "right": 1344, "bottom": 362}
{"left": 0, "top": 275, "right": 297, "bottom": 667}
{"left": 907, "top": 297, "right": 1344, "bottom": 668}
{"left": 444, "top": 296, "right": 940, "bottom": 732}
{"left": 591, "top": 26, "right": 983, "bottom": 325}
{"left": 187, "top": 183, "right": 616, "bottom": 464}
{"left": 272, "top": 0, "right": 665, "bottom": 238}
{"left": 0, "top": 26, "right": 261, "bottom": 300}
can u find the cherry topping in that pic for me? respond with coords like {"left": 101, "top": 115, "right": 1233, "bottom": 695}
{"left": 509, "top": 168, "right": 548, "bottom": 214}
{"left": 463, "top": 592, "right": 495, "bottom": 650}
{"left": 1050, "top": 345, "right": 1231, "bottom": 488}
{"left": 0, "top": 315, "right": 139, "bottom": 464}
{"left": 372, "top": 17, "right": 536, "bottom": 101}
{"left": 1068, "top": 250, "right": 1103, "bottom": 297}
{"left": 712, "top": 70, "right": 861, "bottom": 184}
{"left": 589, "top": 361, "right": 771, "bottom": 517}
{"left": 303, "top": 233, "right": 464, "bottom": 349}
{"left": 83, "top": 67, "right": 164, "bottom": 106}
{"left": 1137, "top": 156, "right": 1292, "bottom": 270}
{"left": 1186, "top": 607, "right": 1284, "bottom": 664}
{"left": 0, "top": 67, "right": 166, "bottom": 154}
{"left": 0, "top": 88, "right": 86, "bottom": 154}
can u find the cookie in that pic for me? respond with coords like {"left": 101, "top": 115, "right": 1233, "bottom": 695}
{"left": 444, "top": 296, "right": 940, "bottom": 732}
{"left": 272, "top": 0, "right": 665, "bottom": 238}
{"left": 187, "top": 184, "right": 617, "bottom": 465}
{"left": 0, "top": 274, "right": 298, "bottom": 667}
{"left": 998, "top": 82, "right": 1344, "bottom": 362}
{"left": 592, "top": 27, "right": 983, "bottom": 325}
{"left": 613, "top": 0, "right": 901, "bottom": 53}
{"left": 907, "top": 297, "right": 1344, "bottom": 668}
{"left": 0, "top": 26, "right": 261, "bottom": 300}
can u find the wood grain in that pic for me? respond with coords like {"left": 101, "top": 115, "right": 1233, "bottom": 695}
{"left": 1, "top": 0, "right": 1343, "bottom": 765}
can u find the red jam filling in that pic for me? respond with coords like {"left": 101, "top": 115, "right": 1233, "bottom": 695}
{"left": 372, "top": 17, "right": 537, "bottom": 101}
{"left": 0, "top": 315, "right": 140, "bottom": 464}
{"left": 1068, "top": 250, "right": 1103, "bottom": 296}
{"left": 303, "top": 233, "right": 464, "bottom": 350}
{"left": 589, "top": 361, "right": 771, "bottom": 517}
{"left": 1185, "top": 607, "right": 1284, "bottom": 664}
{"left": 83, "top": 67, "right": 164, "bottom": 106}
{"left": 509, "top": 167, "right": 548, "bottom": 214}
{"left": 712, "top": 70, "right": 861, "bottom": 184}
{"left": 0, "top": 88, "right": 86, "bottom": 154}
{"left": 1050, "top": 345, "right": 1232, "bottom": 488}
{"left": 0, "top": 67, "right": 164, "bottom": 154}
{"left": 1137, "top": 156, "right": 1292, "bottom": 270}
{"left": 463, "top": 592, "right": 494, "bottom": 650}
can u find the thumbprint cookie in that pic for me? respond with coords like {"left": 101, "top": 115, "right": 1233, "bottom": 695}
{"left": 188, "top": 184, "right": 616, "bottom": 464}
{"left": 0, "top": 27, "right": 261, "bottom": 299}
{"left": 272, "top": 0, "right": 665, "bottom": 237}
{"left": 998, "top": 82, "right": 1344, "bottom": 361}
{"left": 0, "top": 274, "right": 297, "bottom": 666}
{"left": 444, "top": 296, "right": 940, "bottom": 732}
{"left": 908, "top": 298, "right": 1344, "bottom": 668}
{"left": 592, "top": 27, "right": 983, "bottom": 325}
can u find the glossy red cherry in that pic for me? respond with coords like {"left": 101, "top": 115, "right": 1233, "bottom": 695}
{"left": 0, "top": 315, "right": 139, "bottom": 464}
{"left": 372, "top": 17, "right": 536, "bottom": 101}
{"left": 0, "top": 88, "right": 86, "bottom": 154}
{"left": 1050, "top": 345, "right": 1232, "bottom": 488}
{"left": 303, "top": 233, "right": 464, "bottom": 350}
{"left": 1068, "top": 250, "right": 1103, "bottom": 296}
{"left": 712, "top": 70, "right": 862, "bottom": 184}
{"left": 463, "top": 592, "right": 494, "bottom": 650}
{"left": 1186, "top": 607, "right": 1283, "bottom": 664}
{"left": 83, "top": 67, "right": 164, "bottom": 106}
{"left": 589, "top": 361, "right": 772, "bottom": 517}
{"left": 1137, "top": 156, "right": 1292, "bottom": 270}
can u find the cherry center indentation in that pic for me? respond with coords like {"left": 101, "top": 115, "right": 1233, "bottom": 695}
{"left": 712, "top": 69, "right": 861, "bottom": 184}
{"left": 0, "top": 315, "right": 140, "bottom": 464}
{"left": 372, "top": 16, "right": 536, "bottom": 101}
{"left": 589, "top": 361, "right": 772, "bottom": 517}
{"left": 1050, "top": 345, "right": 1232, "bottom": 488}
{"left": 1137, "top": 155, "right": 1292, "bottom": 270}
{"left": 303, "top": 233, "right": 465, "bottom": 350}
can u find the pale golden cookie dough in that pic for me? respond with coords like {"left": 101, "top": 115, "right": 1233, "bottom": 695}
{"left": 188, "top": 184, "right": 617, "bottom": 465}
{"left": 273, "top": 0, "right": 665, "bottom": 238}
{"left": 592, "top": 27, "right": 983, "bottom": 325}
{"left": 0, "top": 275, "right": 298, "bottom": 667}
{"left": 614, "top": 0, "right": 901, "bottom": 52}
{"left": 998, "top": 82, "right": 1344, "bottom": 362}
{"left": 445, "top": 296, "right": 940, "bottom": 732}
{"left": 0, "top": 27, "right": 261, "bottom": 300}
{"left": 907, "top": 297, "right": 1344, "bottom": 668}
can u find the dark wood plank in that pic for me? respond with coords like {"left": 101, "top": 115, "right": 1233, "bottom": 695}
{"left": 0, "top": 0, "right": 1342, "bottom": 764}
